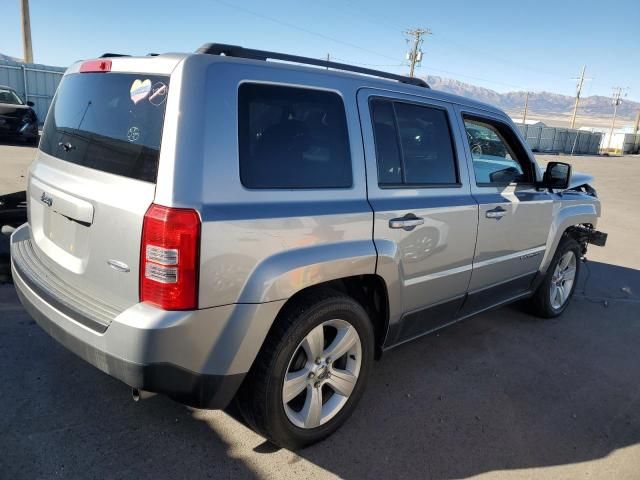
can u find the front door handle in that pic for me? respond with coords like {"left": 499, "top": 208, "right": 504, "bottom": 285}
{"left": 389, "top": 214, "right": 424, "bottom": 230}
{"left": 485, "top": 206, "right": 507, "bottom": 219}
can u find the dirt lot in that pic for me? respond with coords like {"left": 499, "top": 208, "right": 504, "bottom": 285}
{"left": 1, "top": 145, "right": 639, "bottom": 479}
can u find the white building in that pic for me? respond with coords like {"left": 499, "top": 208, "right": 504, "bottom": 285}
{"left": 510, "top": 118, "right": 546, "bottom": 126}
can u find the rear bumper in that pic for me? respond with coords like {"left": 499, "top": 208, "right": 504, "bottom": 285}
{"left": 10, "top": 224, "right": 285, "bottom": 408}
{"left": 14, "top": 287, "right": 245, "bottom": 408}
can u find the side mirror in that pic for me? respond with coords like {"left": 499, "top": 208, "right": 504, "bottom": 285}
{"left": 26, "top": 101, "right": 35, "bottom": 107}
{"left": 540, "top": 161, "right": 571, "bottom": 190}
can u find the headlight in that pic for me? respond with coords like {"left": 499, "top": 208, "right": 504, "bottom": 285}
{"left": 22, "top": 113, "right": 34, "bottom": 123}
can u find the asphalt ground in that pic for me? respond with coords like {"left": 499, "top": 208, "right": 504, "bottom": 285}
{"left": 1, "top": 144, "right": 639, "bottom": 479}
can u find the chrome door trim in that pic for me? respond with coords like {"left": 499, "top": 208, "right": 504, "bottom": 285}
{"left": 404, "top": 263, "right": 472, "bottom": 287}
{"left": 472, "top": 245, "right": 546, "bottom": 269}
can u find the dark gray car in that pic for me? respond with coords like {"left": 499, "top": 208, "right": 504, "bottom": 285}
{"left": 0, "top": 85, "right": 39, "bottom": 144}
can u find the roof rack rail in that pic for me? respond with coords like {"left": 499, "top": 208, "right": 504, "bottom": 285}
{"left": 99, "top": 53, "right": 130, "bottom": 58}
{"left": 196, "top": 43, "right": 429, "bottom": 88}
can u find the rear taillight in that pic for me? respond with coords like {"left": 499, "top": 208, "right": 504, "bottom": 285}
{"left": 79, "top": 59, "right": 112, "bottom": 73}
{"left": 140, "top": 204, "right": 201, "bottom": 310}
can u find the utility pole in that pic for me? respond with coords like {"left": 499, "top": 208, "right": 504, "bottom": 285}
{"left": 522, "top": 92, "right": 532, "bottom": 124}
{"left": 326, "top": 53, "right": 330, "bottom": 70}
{"left": 570, "top": 65, "right": 587, "bottom": 129}
{"left": 20, "top": 0, "right": 34, "bottom": 63}
{"left": 405, "top": 28, "right": 431, "bottom": 78}
{"left": 633, "top": 111, "right": 640, "bottom": 135}
{"left": 607, "top": 87, "right": 627, "bottom": 151}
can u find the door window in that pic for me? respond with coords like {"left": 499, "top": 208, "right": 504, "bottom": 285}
{"left": 463, "top": 117, "right": 532, "bottom": 185}
{"left": 370, "top": 99, "right": 458, "bottom": 187}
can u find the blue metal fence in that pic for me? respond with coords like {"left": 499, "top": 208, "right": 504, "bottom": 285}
{"left": 515, "top": 124, "right": 603, "bottom": 155}
{"left": 0, "top": 60, "right": 65, "bottom": 124}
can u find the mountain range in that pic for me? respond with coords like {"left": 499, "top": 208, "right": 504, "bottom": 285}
{"left": 1, "top": 52, "right": 636, "bottom": 122}
{"left": 0, "top": 53, "right": 21, "bottom": 62}
{"left": 423, "top": 75, "right": 639, "bottom": 121}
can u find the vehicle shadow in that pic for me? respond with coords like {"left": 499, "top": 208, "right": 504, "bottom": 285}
{"left": 0, "top": 139, "right": 36, "bottom": 148}
{"left": 294, "top": 260, "right": 640, "bottom": 478}
{"left": 0, "top": 285, "right": 264, "bottom": 478}
{"left": 0, "top": 261, "right": 638, "bottom": 479}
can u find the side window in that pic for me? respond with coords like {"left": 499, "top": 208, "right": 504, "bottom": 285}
{"left": 463, "top": 117, "right": 531, "bottom": 185}
{"left": 394, "top": 103, "right": 458, "bottom": 185}
{"left": 370, "top": 99, "right": 458, "bottom": 187}
{"left": 238, "top": 83, "right": 352, "bottom": 189}
{"left": 370, "top": 100, "right": 402, "bottom": 185}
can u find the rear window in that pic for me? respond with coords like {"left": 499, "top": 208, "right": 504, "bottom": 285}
{"left": 40, "top": 72, "right": 170, "bottom": 183}
{"left": 238, "top": 83, "right": 352, "bottom": 189}
{"left": 0, "top": 88, "right": 24, "bottom": 105}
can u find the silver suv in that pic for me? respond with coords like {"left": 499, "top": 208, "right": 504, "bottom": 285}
{"left": 10, "top": 44, "right": 607, "bottom": 449}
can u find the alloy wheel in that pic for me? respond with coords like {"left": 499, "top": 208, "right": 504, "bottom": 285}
{"left": 550, "top": 250, "right": 577, "bottom": 309}
{"left": 282, "top": 319, "right": 362, "bottom": 429}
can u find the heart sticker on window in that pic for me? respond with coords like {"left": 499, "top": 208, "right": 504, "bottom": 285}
{"left": 130, "top": 79, "right": 152, "bottom": 104}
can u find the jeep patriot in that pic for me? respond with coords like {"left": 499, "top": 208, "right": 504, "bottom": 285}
{"left": 10, "top": 44, "right": 607, "bottom": 448}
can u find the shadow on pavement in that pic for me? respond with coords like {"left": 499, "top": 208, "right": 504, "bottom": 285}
{"left": 0, "top": 137, "right": 38, "bottom": 146}
{"left": 0, "top": 261, "right": 638, "bottom": 478}
{"left": 295, "top": 261, "right": 640, "bottom": 478}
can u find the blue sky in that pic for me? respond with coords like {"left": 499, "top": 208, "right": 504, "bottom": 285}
{"left": 3, "top": 0, "right": 639, "bottom": 101}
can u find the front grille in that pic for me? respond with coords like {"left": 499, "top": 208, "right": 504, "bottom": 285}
{"left": 12, "top": 237, "right": 119, "bottom": 333}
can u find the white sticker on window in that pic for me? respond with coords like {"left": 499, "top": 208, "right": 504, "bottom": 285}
{"left": 127, "top": 126, "right": 140, "bottom": 142}
{"left": 149, "top": 82, "right": 168, "bottom": 106}
{"left": 130, "top": 79, "right": 152, "bottom": 104}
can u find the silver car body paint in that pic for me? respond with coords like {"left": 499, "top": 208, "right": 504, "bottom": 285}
{"left": 10, "top": 51, "right": 601, "bottom": 403}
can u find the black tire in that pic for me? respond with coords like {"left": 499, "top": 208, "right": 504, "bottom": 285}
{"left": 528, "top": 236, "right": 581, "bottom": 318}
{"left": 236, "top": 289, "right": 374, "bottom": 449}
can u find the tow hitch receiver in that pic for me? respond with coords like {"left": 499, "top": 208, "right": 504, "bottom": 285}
{"left": 570, "top": 225, "right": 607, "bottom": 247}
{"left": 588, "top": 230, "right": 607, "bottom": 247}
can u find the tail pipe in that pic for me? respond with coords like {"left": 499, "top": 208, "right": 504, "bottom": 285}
{"left": 132, "top": 388, "right": 157, "bottom": 402}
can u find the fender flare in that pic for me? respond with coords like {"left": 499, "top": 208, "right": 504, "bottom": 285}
{"left": 539, "top": 201, "right": 599, "bottom": 273}
{"left": 236, "top": 240, "right": 377, "bottom": 303}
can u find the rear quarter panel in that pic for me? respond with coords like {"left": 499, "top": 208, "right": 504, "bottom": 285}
{"left": 159, "top": 57, "right": 376, "bottom": 308}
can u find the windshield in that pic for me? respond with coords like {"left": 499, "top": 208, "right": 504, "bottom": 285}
{"left": 0, "top": 88, "right": 24, "bottom": 105}
{"left": 40, "top": 72, "right": 170, "bottom": 183}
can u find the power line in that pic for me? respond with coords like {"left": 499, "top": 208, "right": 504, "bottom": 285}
{"left": 607, "top": 87, "right": 628, "bottom": 150}
{"left": 327, "top": 0, "right": 405, "bottom": 33}
{"left": 405, "top": 28, "right": 431, "bottom": 78}
{"left": 330, "top": 57, "right": 404, "bottom": 67}
{"left": 332, "top": 55, "right": 528, "bottom": 90}
{"left": 20, "top": 0, "right": 33, "bottom": 63}
{"left": 210, "top": 0, "right": 539, "bottom": 93}
{"left": 423, "top": 66, "right": 525, "bottom": 90}
{"left": 327, "top": 0, "right": 571, "bottom": 81}
{"left": 570, "top": 65, "right": 592, "bottom": 128}
{"left": 211, "top": 0, "right": 401, "bottom": 63}
{"left": 522, "top": 92, "right": 532, "bottom": 124}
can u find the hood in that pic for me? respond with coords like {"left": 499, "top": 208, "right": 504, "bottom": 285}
{"left": 569, "top": 171, "right": 594, "bottom": 189}
{"left": 0, "top": 103, "right": 32, "bottom": 117}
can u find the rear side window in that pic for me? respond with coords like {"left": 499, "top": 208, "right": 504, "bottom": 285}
{"left": 370, "top": 99, "right": 458, "bottom": 186}
{"left": 40, "top": 73, "right": 170, "bottom": 183}
{"left": 238, "top": 83, "right": 352, "bottom": 189}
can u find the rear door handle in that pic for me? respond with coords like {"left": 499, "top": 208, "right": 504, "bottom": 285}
{"left": 389, "top": 214, "right": 424, "bottom": 230}
{"left": 485, "top": 206, "right": 507, "bottom": 219}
